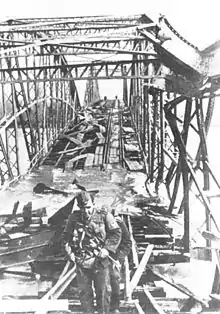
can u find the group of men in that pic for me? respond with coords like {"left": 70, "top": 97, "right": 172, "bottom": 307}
{"left": 62, "top": 180, "right": 132, "bottom": 314}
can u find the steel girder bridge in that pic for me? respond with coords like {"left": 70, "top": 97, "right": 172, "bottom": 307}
{"left": 0, "top": 14, "right": 220, "bottom": 254}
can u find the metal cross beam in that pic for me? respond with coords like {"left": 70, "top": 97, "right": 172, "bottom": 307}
{"left": 0, "top": 14, "right": 153, "bottom": 29}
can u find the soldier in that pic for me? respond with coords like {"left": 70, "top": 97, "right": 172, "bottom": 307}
{"left": 63, "top": 194, "right": 121, "bottom": 314}
{"left": 109, "top": 210, "right": 132, "bottom": 314}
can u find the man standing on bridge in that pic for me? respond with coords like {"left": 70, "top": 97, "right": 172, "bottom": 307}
{"left": 63, "top": 193, "right": 121, "bottom": 314}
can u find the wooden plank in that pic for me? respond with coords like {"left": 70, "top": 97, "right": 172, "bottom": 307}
{"left": 42, "top": 265, "right": 76, "bottom": 300}
{"left": 127, "top": 244, "right": 154, "bottom": 299}
{"left": 96, "top": 132, "right": 105, "bottom": 140}
{"left": 124, "top": 257, "right": 130, "bottom": 299}
{"left": 93, "top": 153, "right": 98, "bottom": 166}
{"left": 85, "top": 153, "right": 95, "bottom": 167}
{"left": 124, "top": 159, "right": 143, "bottom": 171}
{"left": 65, "top": 154, "right": 87, "bottom": 169}
{"left": 144, "top": 234, "right": 172, "bottom": 239}
{"left": 94, "top": 145, "right": 102, "bottom": 165}
{"left": 0, "top": 229, "right": 57, "bottom": 269}
{"left": 124, "top": 143, "right": 139, "bottom": 151}
{"left": 95, "top": 145, "right": 102, "bottom": 155}
{"left": 150, "top": 269, "right": 209, "bottom": 307}
{"left": 97, "top": 138, "right": 105, "bottom": 144}
{"left": 143, "top": 286, "right": 166, "bottom": 314}
{"left": 97, "top": 146, "right": 104, "bottom": 164}
{"left": 122, "top": 126, "right": 135, "bottom": 133}
{"left": 134, "top": 301, "right": 145, "bottom": 314}
{"left": 55, "top": 141, "right": 71, "bottom": 166}
{"left": 127, "top": 216, "right": 139, "bottom": 269}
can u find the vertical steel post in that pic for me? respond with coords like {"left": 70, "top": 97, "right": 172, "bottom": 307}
{"left": 123, "top": 66, "right": 128, "bottom": 106}
{"left": 196, "top": 97, "right": 211, "bottom": 253}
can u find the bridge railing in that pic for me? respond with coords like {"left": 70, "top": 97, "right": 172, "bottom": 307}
{"left": 0, "top": 96, "right": 76, "bottom": 188}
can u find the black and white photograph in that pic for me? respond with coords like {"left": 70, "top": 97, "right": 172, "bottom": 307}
{"left": 0, "top": 0, "right": 220, "bottom": 313}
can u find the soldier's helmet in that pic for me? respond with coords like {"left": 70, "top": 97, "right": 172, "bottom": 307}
{"left": 77, "top": 190, "right": 90, "bottom": 209}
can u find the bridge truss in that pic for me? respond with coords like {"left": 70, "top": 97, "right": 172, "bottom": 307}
{"left": 0, "top": 14, "right": 220, "bottom": 252}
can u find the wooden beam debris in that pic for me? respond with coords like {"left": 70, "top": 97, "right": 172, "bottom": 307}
{"left": 127, "top": 215, "right": 139, "bottom": 269}
{"left": 127, "top": 244, "right": 154, "bottom": 299}
{"left": 41, "top": 264, "right": 76, "bottom": 300}
{"left": 149, "top": 268, "right": 209, "bottom": 308}
{"left": 143, "top": 286, "right": 166, "bottom": 314}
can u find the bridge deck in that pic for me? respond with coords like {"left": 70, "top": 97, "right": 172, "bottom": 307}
{"left": 0, "top": 98, "right": 198, "bottom": 313}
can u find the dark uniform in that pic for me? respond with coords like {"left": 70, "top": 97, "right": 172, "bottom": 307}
{"left": 63, "top": 193, "right": 121, "bottom": 314}
{"left": 110, "top": 215, "right": 132, "bottom": 313}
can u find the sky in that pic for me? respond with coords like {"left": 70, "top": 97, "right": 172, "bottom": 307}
{"left": 1, "top": 0, "right": 219, "bottom": 100}
{"left": 1, "top": 0, "right": 219, "bottom": 49}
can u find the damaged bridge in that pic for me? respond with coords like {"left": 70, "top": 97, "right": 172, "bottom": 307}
{"left": 0, "top": 13, "right": 220, "bottom": 314}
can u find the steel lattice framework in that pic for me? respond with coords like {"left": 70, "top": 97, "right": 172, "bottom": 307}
{"left": 0, "top": 14, "right": 220, "bottom": 252}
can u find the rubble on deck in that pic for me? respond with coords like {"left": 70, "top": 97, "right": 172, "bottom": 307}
{"left": 0, "top": 100, "right": 218, "bottom": 313}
